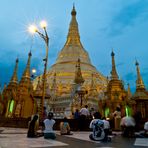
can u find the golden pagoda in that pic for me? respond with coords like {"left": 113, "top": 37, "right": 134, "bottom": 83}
{"left": 33, "top": 6, "right": 107, "bottom": 118}
{"left": 16, "top": 51, "right": 37, "bottom": 118}
{"left": 2, "top": 52, "right": 37, "bottom": 118}
{"left": 99, "top": 51, "right": 129, "bottom": 118}
{"left": 131, "top": 61, "right": 148, "bottom": 118}
{"left": 2, "top": 58, "right": 19, "bottom": 117}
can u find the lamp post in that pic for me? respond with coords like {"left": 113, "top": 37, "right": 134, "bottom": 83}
{"left": 29, "top": 21, "right": 49, "bottom": 120}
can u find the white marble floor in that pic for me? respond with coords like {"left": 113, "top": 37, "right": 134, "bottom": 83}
{"left": 0, "top": 127, "right": 68, "bottom": 148}
{"left": 0, "top": 127, "right": 147, "bottom": 147}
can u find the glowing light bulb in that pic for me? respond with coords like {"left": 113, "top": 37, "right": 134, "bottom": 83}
{"left": 40, "top": 20, "right": 47, "bottom": 28}
{"left": 28, "top": 25, "right": 37, "bottom": 33}
{"left": 32, "top": 68, "right": 37, "bottom": 74}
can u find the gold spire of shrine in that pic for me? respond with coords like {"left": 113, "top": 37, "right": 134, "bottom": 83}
{"left": 22, "top": 51, "right": 32, "bottom": 79}
{"left": 111, "top": 51, "right": 119, "bottom": 80}
{"left": 135, "top": 60, "right": 145, "bottom": 90}
{"left": 10, "top": 58, "right": 19, "bottom": 83}
{"left": 74, "top": 58, "right": 84, "bottom": 84}
{"left": 65, "top": 5, "right": 82, "bottom": 47}
{"left": 127, "top": 83, "right": 132, "bottom": 99}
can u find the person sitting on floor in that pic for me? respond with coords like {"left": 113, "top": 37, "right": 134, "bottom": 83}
{"left": 89, "top": 112, "right": 106, "bottom": 141}
{"left": 135, "top": 120, "right": 148, "bottom": 138}
{"left": 120, "top": 116, "right": 135, "bottom": 137}
{"left": 43, "top": 112, "right": 56, "bottom": 139}
{"left": 60, "top": 117, "right": 73, "bottom": 135}
{"left": 144, "top": 120, "right": 148, "bottom": 137}
{"left": 27, "top": 114, "right": 43, "bottom": 138}
{"left": 102, "top": 117, "right": 111, "bottom": 141}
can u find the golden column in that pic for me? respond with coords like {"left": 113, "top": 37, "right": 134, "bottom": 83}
{"left": 29, "top": 21, "right": 49, "bottom": 120}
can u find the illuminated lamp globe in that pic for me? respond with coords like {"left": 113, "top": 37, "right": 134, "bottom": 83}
{"left": 28, "top": 25, "right": 37, "bottom": 34}
{"left": 32, "top": 68, "right": 37, "bottom": 74}
{"left": 40, "top": 20, "right": 47, "bottom": 28}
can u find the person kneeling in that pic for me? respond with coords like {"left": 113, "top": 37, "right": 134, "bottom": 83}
{"left": 60, "top": 117, "right": 73, "bottom": 135}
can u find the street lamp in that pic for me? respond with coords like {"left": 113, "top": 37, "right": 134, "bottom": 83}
{"left": 29, "top": 21, "right": 49, "bottom": 120}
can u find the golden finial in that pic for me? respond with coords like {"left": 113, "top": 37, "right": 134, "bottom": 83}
{"left": 71, "top": 3, "right": 76, "bottom": 16}
{"left": 21, "top": 51, "right": 32, "bottom": 79}
{"left": 65, "top": 5, "right": 82, "bottom": 47}
{"left": 110, "top": 50, "right": 119, "bottom": 80}
{"left": 10, "top": 58, "right": 19, "bottom": 83}
{"left": 135, "top": 60, "right": 145, "bottom": 90}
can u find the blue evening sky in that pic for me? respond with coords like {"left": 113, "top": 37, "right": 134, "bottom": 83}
{"left": 0, "top": 0, "right": 148, "bottom": 92}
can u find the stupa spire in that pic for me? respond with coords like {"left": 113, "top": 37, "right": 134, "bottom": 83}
{"left": 65, "top": 5, "right": 82, "bottom": 47}
{"left": 127, "top": 83, "right": 132, "bottom": 99}
{"left": 111, "top": 50, "right": 119, "bottom": 80}
{"left": 10, "top": 58, "right": 19, "bottom": 83}
{"left": 74, "top": 58, "right": 84, "bottom": 84}
{"left": 135, "top": 60, "right": 145, "bottom": 90}
{"left": 22, "top": 51, "right": 32, "bottom": 79}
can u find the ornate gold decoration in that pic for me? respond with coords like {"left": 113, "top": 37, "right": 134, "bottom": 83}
{"left": 135, "top": 60, "right": 145, "bottom": 90}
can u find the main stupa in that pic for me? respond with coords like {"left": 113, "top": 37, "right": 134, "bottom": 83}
{"left": 34, "top": 6, "right": 107, "bottom": 118}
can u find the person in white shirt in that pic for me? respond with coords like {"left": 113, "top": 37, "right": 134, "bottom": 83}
{"left": 80, "top": 105, "right": 90, "bottom": 117}
{"left": 120, "top": 116, "right": 135, "bottom": 137}
{"left": 89, "top": 112, "right": 105, "bottom": 141}
{"left": 102, "top": 117, "right": 110, "bottom": 141}
{"left": 79, "top": 105, "right": 90, "bottom": 130}
{"left": 43, "top": 112, "right": 56, "bottom": 139}
{"left": 144, "top": 121, "right": 148, "bottom": 137}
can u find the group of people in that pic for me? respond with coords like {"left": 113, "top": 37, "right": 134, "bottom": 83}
{"left": 27, "top": 110, "right": 111, "bottom": 142}
{"left": 27, "top": 112, "right": 72, "bottom": 139}
{"left": 73, "top": 105, "right": 95, "bottom": 130}
{"left": 27, "top": 106, "right": 148, "bottom": 142}
{"left": 27, "top": 112, "right": 56, "bottom": 139}
{"left": 74, "top": 105, "right": 111, "bottom": 142}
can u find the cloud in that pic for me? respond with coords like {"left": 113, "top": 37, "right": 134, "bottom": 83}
{"left": 107, "top": 0, "right": 148, "bottom": 36}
